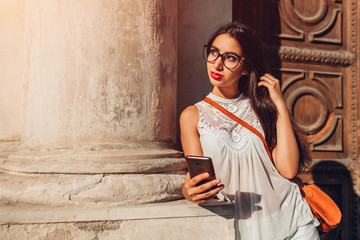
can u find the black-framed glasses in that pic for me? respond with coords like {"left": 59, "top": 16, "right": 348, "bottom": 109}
{"left": 203, "top": 45, "right": 245, "bottom": 69}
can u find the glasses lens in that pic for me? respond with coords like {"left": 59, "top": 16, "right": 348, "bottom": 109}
{"left": 207, "top": 48, "right": 219, "bottom": 62}
{"left": 203, "top": 46, "right": 208, "bottom": 60}
{"left": 223, "top": 53, "right": 240, "bottom": 69}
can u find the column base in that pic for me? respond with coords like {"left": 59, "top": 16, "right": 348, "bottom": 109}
{"left": 0, "top": 145, "right": 186, "bottom": 206}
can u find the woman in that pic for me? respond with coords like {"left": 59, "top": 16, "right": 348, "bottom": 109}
{"left": 180, "top": 21, "right": 320, "bottom": 239}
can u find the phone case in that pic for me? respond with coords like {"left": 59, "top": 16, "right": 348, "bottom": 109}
{"left": 185, "top": 155, "right": 216, "bottom": 185}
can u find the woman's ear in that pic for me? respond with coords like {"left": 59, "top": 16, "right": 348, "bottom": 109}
{"left": 241, "top": 64, "right": 249, "bottom": 76}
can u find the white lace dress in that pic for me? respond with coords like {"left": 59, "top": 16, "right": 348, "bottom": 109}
{"left": 195, "top": 93, "right": 318, "bottom": 240}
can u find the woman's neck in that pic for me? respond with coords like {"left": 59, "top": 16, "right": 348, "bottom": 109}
{"left": 211, "top": 87, "right": 240, "bottom": 99}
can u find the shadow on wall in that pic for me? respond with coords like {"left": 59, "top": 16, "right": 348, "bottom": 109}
{"left": 176, "top": 0, "right": 232, "bottom": 150}
{"left": 311, "top": 161, "right": 356, "bottom": 240}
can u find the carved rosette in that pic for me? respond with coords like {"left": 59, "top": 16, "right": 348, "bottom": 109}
{"left": 280, "top": 69, "right": 343, "bottom": 151}
{"left": 278, "top": 0, "right": 343, "bottom": 44}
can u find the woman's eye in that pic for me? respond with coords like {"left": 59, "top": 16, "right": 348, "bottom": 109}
{"left": 225, "top": 55, "right": 238, "bottom": 62}
{"left": 209, "top": 49, "right": 218, "bottom": 56}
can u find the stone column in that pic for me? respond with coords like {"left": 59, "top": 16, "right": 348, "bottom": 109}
{"left": 0, "top": 0, "right": 185, "bottom": 206}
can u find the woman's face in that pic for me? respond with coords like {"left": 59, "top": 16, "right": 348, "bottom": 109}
{"left": 207, "top": 33, "right": 247, "bottom": 94}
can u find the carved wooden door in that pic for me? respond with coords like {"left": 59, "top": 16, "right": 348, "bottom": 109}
{"left": 233, "top": 0, "right": 359, "bottom": 239}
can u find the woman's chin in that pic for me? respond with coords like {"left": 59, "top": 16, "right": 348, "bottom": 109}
{"left": 209, "top": 78, "right": 223, "bottom": 86}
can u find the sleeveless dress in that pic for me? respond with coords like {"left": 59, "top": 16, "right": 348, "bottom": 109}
{"left": 195, "top": 92, "right": 319, "bottom": 240}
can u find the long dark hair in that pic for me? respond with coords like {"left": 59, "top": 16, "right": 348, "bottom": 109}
{"left": 206, "top": 21, "right": 311, "bottom": 171}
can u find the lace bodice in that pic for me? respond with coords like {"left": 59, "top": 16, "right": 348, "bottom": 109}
{"left": 197, "top": 93, "right": 263, "bottom": 153}
{"left": 194, "top": 93, "right": 318, "bottom": 240}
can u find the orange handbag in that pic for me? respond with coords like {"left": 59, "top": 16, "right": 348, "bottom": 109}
{"left": 291, "top": 177, "right": 342, "bottom": 232}
{"left": 204, "top": 97, "right": 342, "bottom": 232}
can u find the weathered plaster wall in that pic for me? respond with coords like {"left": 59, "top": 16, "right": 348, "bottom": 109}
{"left": 177, "top": 0, "right": 232, "bottom": 146}
{"left": 0, "top": 0, "right": 177, "bottom": 148}
{"left": 0, "top": 0, "right": 24, "bottom": 141}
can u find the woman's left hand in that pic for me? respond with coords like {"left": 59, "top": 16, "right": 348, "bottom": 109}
{"left": 258, "top": 73, "right": 285, "bottom": 106}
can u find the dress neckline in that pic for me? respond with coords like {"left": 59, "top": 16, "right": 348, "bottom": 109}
{"left": 207, "top": 92, "right": 245, "bottom": 104}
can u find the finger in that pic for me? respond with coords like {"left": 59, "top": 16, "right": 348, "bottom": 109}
{"left": 258, "top": 77, "right": 279, "bottom": 90}
{"left": 259, "top": 74, "right": 269, "bottom": 80}
{"left": 194, "top": 199, "right": 207, "bottom": 204}
{"left": 187, "top": 178, "right": 220, "bottom": 199}
{"left": 264, "top": 73, "right": 279, "bottom": 81}
{"left": 261, "top": 74, "right": 280, "bottom": 86}
{"left": 193, "top": 178, "right": 221, "bottom": 194}
{"left": 185, "top": 172, "right": 191, "bottom": 182}
{"left": 261, "top": 73, "right": 280, "bottom": 81}
{"left": 192, "top": 185, "right": 224, "bottom": 202}
{"left": 257, "top": 80, "right": 272, "bottom": 88}
{"left": 189, "top": 172, "right": 210, "bottom": 186}
{"left": 259, "top": 76, "right": 275, "bottom": 85}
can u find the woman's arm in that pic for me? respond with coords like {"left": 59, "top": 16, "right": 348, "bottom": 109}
{"left": 180, "top": 105, "right": 203, "bottom": 156}
{"left": 180, "top": 105, "right": 224, "bottom": 204}
{"left": 258, "top": 74, "right": 299, "bottom": 179}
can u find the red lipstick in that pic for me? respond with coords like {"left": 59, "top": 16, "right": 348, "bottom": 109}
{"left": 210, "top": 71, "right": 223, "bottom": 80}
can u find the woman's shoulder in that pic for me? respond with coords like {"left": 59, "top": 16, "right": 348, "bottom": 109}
{"left": 180, "top": 105, "right": 199, "bottom": 127}
{"left": 180, "top": 105, "right": 199, "bottom": 121}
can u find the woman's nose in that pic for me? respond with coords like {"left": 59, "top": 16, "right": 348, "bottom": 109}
{"left": 213, "top": 56, "right": 224, "bottom": 70}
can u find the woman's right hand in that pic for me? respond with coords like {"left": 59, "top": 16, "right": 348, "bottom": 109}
{"left": 182, "top": 172, "right": 224, "bottom": 204}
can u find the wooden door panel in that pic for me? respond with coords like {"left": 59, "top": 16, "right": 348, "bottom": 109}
{"left": 277, "top": 0, "right": 343, "bottom": 45}
{"left": 277, "top": 67, "right": 344, "bottom": 152}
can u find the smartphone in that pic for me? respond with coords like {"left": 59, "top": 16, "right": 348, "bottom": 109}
{"left": 185, "top": 155, "right": 216, "bottom": 186}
